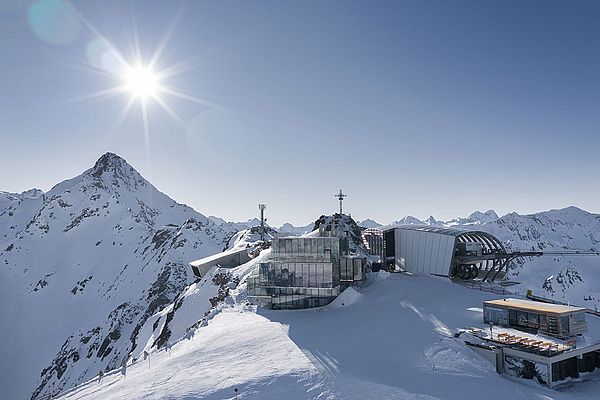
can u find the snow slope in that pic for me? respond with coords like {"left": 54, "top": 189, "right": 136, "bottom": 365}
{"left": 0, "top": 153, "right": 232, "bottom": 399}
{"left": 59, "top": 272, "right": 600, "bottom": 400}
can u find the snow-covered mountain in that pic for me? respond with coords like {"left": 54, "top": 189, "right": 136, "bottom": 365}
{"left": 277, "top": 222, "right": 313, "bottom": 236}
{"left": 2, "top": 153, "right": 599, "bottom": 399}
{"left": 480, "top": 207, "right": 600, "bottom": 309}
{"left": 388, "top": 210, "right": 500, "bottom": 227}
{"left": 51, "top": 207, "right": 600, "bottom": 400}
{"left": 390, "top": 215, "right": 425, "bottom": 226}
{"left": 357, "top": 218, "right": 383, "bottom": 229}
{"left": 208, "top": 216, "right": 264, "bottom": 236}
{"left": 446, "top": 209, "right": 500, "bottom": 226}
{"left": 389, "top": 207, "right": 600, "bottom": 310}
{"left": 0, "top": 153, "right": 233, "bottom": 399}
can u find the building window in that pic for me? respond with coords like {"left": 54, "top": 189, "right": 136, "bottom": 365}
{"left": 560, "top": 316, "right": 570, "bottom": 334}
{"left": 527, "top": 312, "right": 539, "bottom": 326}
{"left": 573, "top": 313, "right": 585, "bottom": 323}
{"left": 517, "top": 311, "right": 528, "bottom": 326}
{"left": 484, "top": 307, "right": 507, "bottom": 325}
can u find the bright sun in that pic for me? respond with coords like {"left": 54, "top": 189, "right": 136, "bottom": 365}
{"left": 124, "top": 65, "right": 160, "bottom": 100}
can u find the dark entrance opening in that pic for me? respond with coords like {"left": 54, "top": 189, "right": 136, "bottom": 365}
{"left": 552, "top": 357, "right": 579, "bottom": 382}
{"left": 383, "top": 229, "right": 395, "bottom": 270}
{"left": 578, "top": 350, "right": 600, "bottom": 374}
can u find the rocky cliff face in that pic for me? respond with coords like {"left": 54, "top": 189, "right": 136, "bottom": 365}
{"left": 311, "top": 213, "right": 368, "bottom": 256}
{"left": 0, "top": 153, "right": 232, "bottom": 399}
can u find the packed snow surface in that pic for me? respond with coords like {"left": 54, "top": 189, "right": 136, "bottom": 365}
{"left": 59, "top": 272, "right": 600, "bottom": 400}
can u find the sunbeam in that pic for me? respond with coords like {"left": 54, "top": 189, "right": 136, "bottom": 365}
{"left": 43, "top": 0, "right": 269, "bottom": 172}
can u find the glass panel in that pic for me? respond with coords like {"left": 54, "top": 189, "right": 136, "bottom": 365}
{"left": 539, "top": 314, "right": 547, "bottom": 328}
{"left": 561, "top": 316, "right": 570, "bottom": 334}
{"left": 528, "top": 313, "right": 539, "bottom": 325}
{"left": 343, "top": 258, "right": 351, "bottom": 280}
{"left": 517, "top": 311, "right": 528, "bottom": 326}
{"left": 285, "top": 239, "right": 291, "bottom": 254}
{"left": 354, "top": 260, "right": 362, "bottom": 281}
{"left": 317, "top": 239, "right": 324, "bottom": 254}
{"left": 303, "top": 263, "right": 309, "bottom": 286}
{"left": 324, "top": 263, "right": 333, "bottom": 286}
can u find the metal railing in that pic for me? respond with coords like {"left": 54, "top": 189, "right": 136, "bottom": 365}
{"left": 451, "top": 278, "right": 515, "bottom": 295}
{"left": 526, "top": 292, "right": 600, "bottom": 317}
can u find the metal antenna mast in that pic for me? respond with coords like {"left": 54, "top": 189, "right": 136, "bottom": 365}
{"left": 334, "top": 189, "right": 347, "bottom": 215}
{"left": 258, "top": 204, "right": 266, "bottom": 241}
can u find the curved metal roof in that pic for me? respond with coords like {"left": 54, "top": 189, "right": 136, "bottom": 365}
{"left": 382, "top": 224, "right": 506, "bottom": 252}
{"left": 381, "top": 224, "right": 476, "bottom": 236}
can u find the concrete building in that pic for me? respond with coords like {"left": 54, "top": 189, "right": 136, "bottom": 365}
{"left": 462, "top": 298, "right": 599, "bottom": 387}
{"left": 247, "top": 236, "right": 366, "bottom": 309}
{"left": 382, "top": 225, "right": 508, "bottom": 281}
{"left": 466, "top": 333, "right": 600, "bottom": 386}
{"left": 484, "top": 298, "right": 588, "bottom": 338}
{"left": 189, "top": 247, "right": 252, "bottom": 278}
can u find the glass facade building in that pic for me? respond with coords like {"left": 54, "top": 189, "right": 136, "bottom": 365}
{"left": 248, "top": 236, "right": 365, "bottom": 309}
{"left": 247, "top": 261, "right": 340, "bottom": 309}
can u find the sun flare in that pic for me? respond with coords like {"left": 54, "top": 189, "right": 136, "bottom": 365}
{"left": 124, "top": 65, "right": 160, "bottom": 100}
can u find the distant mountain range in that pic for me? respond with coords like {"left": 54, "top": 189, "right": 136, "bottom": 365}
{"left": 1, "top": 152, "right": 599, "bottom": 398}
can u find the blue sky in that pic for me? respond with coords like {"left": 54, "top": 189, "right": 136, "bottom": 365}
{"left": 1, "top": 0, "right": 599, "bottom": 225}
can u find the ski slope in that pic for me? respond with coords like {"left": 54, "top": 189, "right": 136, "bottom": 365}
{"left": 59, "top": 271, "right": 600, "bottom": 400}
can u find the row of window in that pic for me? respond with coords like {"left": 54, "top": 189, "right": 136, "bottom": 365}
{"left": 257, "top": 262, "right": 336, "bottom": 288}
{"left": 248, "top": 285, "right": 339, "bottom": 298}
{"left": 271, "top": 295, "right": 337, "bottom": 309}
{"left": 272, "top": 238, "right": 341, "bottom": 256}
{"left": 484, "top": 306, "right": 574, "bottom": 335}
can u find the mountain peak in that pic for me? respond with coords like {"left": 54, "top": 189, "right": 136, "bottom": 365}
{"left": 394, "top": 215, "right": 423, "bottom": 225}
{"left": 91, "top": 152, "right": 129, "bottom": 178}
{"left": 83, "top": 152, "right": 151, "bottom": 193}
{"left": 467, "top": 209, "right": 499, "bottom": 223}
{"left": 358, "top": 218, "right": 382, "bottom": 228}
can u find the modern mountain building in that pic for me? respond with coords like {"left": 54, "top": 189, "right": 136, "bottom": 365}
{"left": 189, "top": 247, "right": 252, "bottom": 278}
{"left": 382, "top": 225, "right": 508, "bottom": 281}
{"left": 484, "top": 298, "right": 588, "bottom": 338}
{"left": 247, "top": 236, "right": 366, "bottom": 309}
{"left": 461, "top": 297, "right": 599, "bottom": 387}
